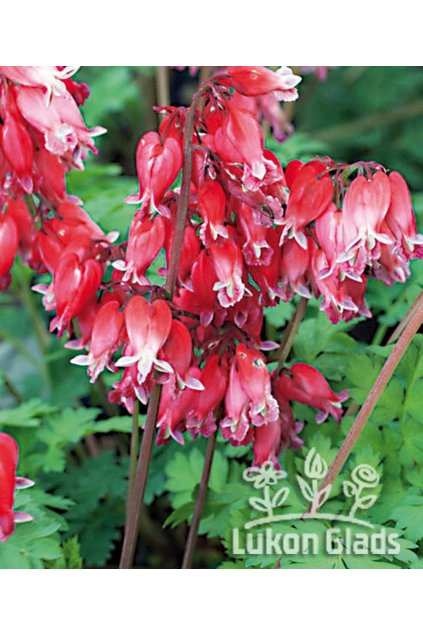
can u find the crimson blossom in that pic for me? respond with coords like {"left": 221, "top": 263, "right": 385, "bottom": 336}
{"left": 0, "top": 65, "right": 422, "bottom": 495}
{"left": 0, "top": 433, "right": 33, "bottom": 541}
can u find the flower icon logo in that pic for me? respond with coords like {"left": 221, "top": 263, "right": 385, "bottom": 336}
{"left": 243, "top": 461, "right": 287, "bottom": 490}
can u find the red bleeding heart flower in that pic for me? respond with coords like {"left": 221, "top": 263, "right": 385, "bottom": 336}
{"left": 235, "top": 344, "right": 279, "bottom": 426}
{"left": 0, "top": 212, "right": 19, "bottom": 289}
{"left": 281, "top": 161, "right": 334, "bottom": 248}
{"left": 127, "top": 131, "right": 182, "bottom": 212}
{"left": 52, "top": 251, "right": 103, "bottom": 336}
{"left": 274, "top": 363, "right": 348, "bottom": 423}
{"left": 0, "top": 432, "right": 33, "bottom": 542}
{"left": 113, "top": 215, "right": 165, "bottom": 286}
{"left": 221, "top": 66, "right": 301, "bottom": 101}
{"left": 71, "top": 300, "right": 125, "bottom": 382}
{"left": 210, "top": 238, "right": 246, "bottom": 308}
{"left": 198, "top": 178, "right": 228, "bottom": 242}
{"left": 116, "top": 296, "right": 172, "bottom": 382}
{"left": 1, "top": 113, "right": 33, "bottom": 193}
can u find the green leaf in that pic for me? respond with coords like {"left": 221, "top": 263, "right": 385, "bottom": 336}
{"left": 390, "top": 494, "right": 423, "bottom": 542}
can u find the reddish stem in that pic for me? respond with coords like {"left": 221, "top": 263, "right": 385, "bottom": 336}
{"left": 181, "top": 432, "right": 217, "bottom": 569}
{"left": 313, "top": 291, "right": 423, "bottom": 508}
{"left": 276, "top": 297, "right": 308, "bottom": 374}
{"left": 119, "top": 383, "right": 162, "bottom": 569}
{"left": 164, "top": 84, "right": 209, "bottom": 299}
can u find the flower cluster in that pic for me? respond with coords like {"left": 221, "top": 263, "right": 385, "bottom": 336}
{"left": 1, "top": 65, "right": 422, "bottom": 491}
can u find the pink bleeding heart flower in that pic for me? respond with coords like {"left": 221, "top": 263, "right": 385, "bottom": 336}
{"left": 340, "top": 170, "right": 392, "bottom": 261}
{"left": 159, "top": 319, "right": 204, "bottom": 391}
{"left": 235, "top": 344, "right": 279, "bottom": 426}
{"left": 222, "top": 66, "right": 301, "bottom": 101}
{"left": 116, "top": 296, "right": 172, "bottom": 382}
{"left": 71, "top": 300, "right": 124, "bottom": 382}
{"left": 275, "top": 363, "right": 348, "bottom": 423}
{"left": 281, "top": 161, "right": 334, "bottom": 248}
{"left": 238, "top": 203, "right": 273, "bottom": 266}
{"left": 127, "top": 131, "right": 182, "bottom": 212}
{"left": 0, "top": 66, "right": 78, "bottom": 102}
{"left": 51, "top": 250, "right": 103, "bottom": 337}
{"left": 220, "top": 359, "right": 252, "bottom": 445}
{"left": 185, "top": 355, "right": 228, "bottom": 439}
{"left": 249, "top": 229, "right": 283, "bottom": 306}
{"left": 113, "top": 215, "right": 165, "bottom": 286}
{"left": 156, "top": 371, "right": 201, "bottom": 445}
{"left": 253, "top": 418, "right": 282, "bottom": 467}
{"left": 385, "top": 171, "right": 423, "bottom": 259}
{"left": 210, "top": 238, "right": 246, "bottom": 308}
{"left": 175, "top": 250, "right": 218, "bottom": 326}
{"left": 1, "top": 113, "right": 33, "bottom": 193}
{"left": 214, "top": 104, "right": 266, "bottom": 181}
{"left": 0, "top": 432, "right": 34, "bottom": 542}
{"left": 198, "top": 178, "right": 228, "bottom": 242}
{"left": 16, "top": 86, "right": 104, "bottom": 163}
{"left": 280, "top": 234, "right": 312, "bottom": 300}
{"left": 0, "top": 212, "right": 19, "bottom": 290}
{"left": 5, "top": 198, "right": 36, "bottom": 263}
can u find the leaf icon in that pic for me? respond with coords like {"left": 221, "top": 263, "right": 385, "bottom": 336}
{"left": 296, "top": 475, "right": 314, "bottom": 502}
{"left": 314, "top": 484, "right": 332, "bottom": 509}
{"left": 272, "top": 487, "right": 289, "bottom": 509}
{"left": 249, "top": 496, "right": 271, "bottom": 513}
{"left": 356, "top": 494, "right": 377, "bottom": 510}
{"left": 342, "top": 480, "right": 358, "bottom": 498}
{"left": 304, "top": 448, "right": 328, "bottom": 479}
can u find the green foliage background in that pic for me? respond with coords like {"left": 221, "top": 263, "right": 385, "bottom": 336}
{"left": 1, "top": 67, "right": 423, "bottom": 568}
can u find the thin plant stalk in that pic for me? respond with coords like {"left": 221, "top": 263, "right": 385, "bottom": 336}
{"left": 312, "top": 291, "right": 423, "bottom": 509}
{"left": 126, "top": 401, "right": 140, "bottom": 512}
{"left": 119, "top": 383, "right": 162, "bottom": 569}
{"left": 164, "top": 83, "right": 209, "bottom": 298}
{"left": 386, "top": 298, "right": 422, "bottom": 345}
{"left": 181, "top": 432, "right": 217, "bottom": 569}
{"left": 276, "top": 297, "right": 308, "bottom": 373}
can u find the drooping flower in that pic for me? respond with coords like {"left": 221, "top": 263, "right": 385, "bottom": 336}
{"left": 235, "top": 344, "right": 279, "bottom": 426}
{"left": 0, "top": 212, "right": 18, "bottom": 289}
{"left": 185, "top": 355, "right": 227, "bottom": 439}
{"left": 214, "top": 104, "right": 266, "bottom": 181}
{"left": 198, "top": 178, "right": 228, "bottom": 242}
{"left": 175, "top": 249, "right": 218, "bottom": 326}
{"left": 220, "top": 360, "right": 252, "bottom": 445}
{"left": 210, "top": 237, "right": 246, "bottom": 308}
{"left": 0, "top": 66, "right": 79, "bottom": 102}
{"left": 1, "top": 112, "right": 33, "bottom": 193}
{"left": 116, "top": 296, "right": 172, "bottom": 382}
{"left": 384, "top": 171, "right": 423, "bottom": 259}
{"left": 51, "top": 250, "right": 103, "bottom": 336}
{"left": 340, "top": 170, "right": 392, "bottom": 261}
{"left": 71, "top": 300, "right": 125, "bottom": 382}
{"left": 0, "top": 432, "right": 33, "bottom": 542}
{"left": 281, "top": 160, "right": 334, "bottom": 248}
{"left": 253, "top": 418, "right": 282, "bottom": 467}
{"left": 275, "top": 363, "right": 348, "bottom": 423}
{"left": 222, "top": 66, "right": 302, "bottom": 101}
{"left": 159, "top": 319, "right": 204, "bottom": 391}
{"left": 127, "top": 131, "right": 182, "bottom": 212}
{"left": 113, "top": 215, "right": 165, "bottom": 286}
